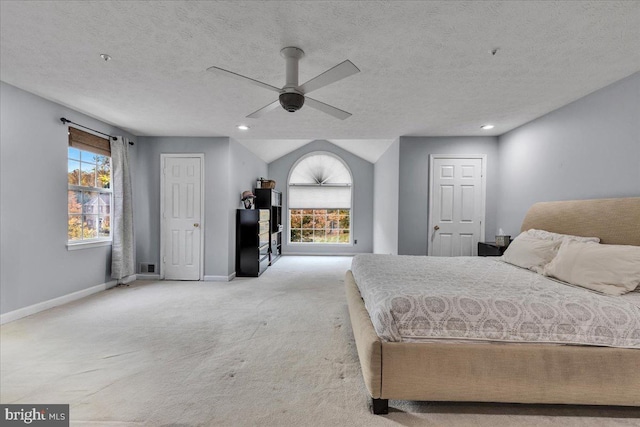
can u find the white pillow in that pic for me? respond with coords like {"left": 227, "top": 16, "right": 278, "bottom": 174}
{"left": 526, "top": 229, "right": 600, "bottom": 244}
{"left": 543, "top": 240, "right": 640, "bottom": 295}
{"left": 501, "top": 233, "right": 562, "bottom": 273}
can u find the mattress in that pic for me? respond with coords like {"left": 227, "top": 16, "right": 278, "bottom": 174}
{"left": 351, "top": 254, "right": 640, "bottom": 348}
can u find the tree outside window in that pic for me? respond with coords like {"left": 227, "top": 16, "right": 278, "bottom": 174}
{"left": 68, "top": 147, "right": 112, "bottom": 242}
{"left": 289, "top": 209, "right": 350, "bottom": 243}
{"left": 288, "top": 152, "right": 352, "bottom": 245}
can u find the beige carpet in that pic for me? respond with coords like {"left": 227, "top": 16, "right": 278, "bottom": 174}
{"left": 1, "top": 256, "right": 639, "bottom": 426}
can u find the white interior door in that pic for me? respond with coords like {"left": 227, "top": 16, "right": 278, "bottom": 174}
{"left": 161, "top": 155, "right": 203, "bottom": 280}
{"left": 428, "top": 155, "right": 486, "bottom": 257}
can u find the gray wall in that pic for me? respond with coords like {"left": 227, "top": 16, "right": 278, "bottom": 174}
{"left": 134, "top": 136, "right": 267, "bottom": 279}
{"left": 373, "top": 139, "right": 399, "bottom": 254}
{"left": 0, "top": 82, "right": 137, "bottom": 314}
{"left": 4, "top": 69, "right": 636, "bottom": 313}
{"left": 268, "top": 140, "right": 374, "bottom": 255}
{"left": 398, "top": 136, "right": 499, "bottom": 256}
{"left": 228, "top": 140, "right": 269, "bottom": 274}
{"left": 497, "top": 71, "right": 640, "bottom": 235}
{"left": 135, "top": 136, "right": 231, "bottom": 278}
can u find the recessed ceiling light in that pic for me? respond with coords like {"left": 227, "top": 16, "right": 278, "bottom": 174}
{"left": 237, "top": 125, "right": 249, "bottom": 131}
{"left": 480, "top": 124, "right": 495, "bottom": 130}
{"left": 100, "top": 54, "right": 112, "bottom": 62}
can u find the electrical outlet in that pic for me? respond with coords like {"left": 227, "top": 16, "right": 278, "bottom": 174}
{"left": 354, "top": 239, "right": 358, "bottom": 244}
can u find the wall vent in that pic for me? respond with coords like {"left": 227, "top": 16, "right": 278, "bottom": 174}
{"left": 139, "top": 263, "right": 156, "bottom": 273}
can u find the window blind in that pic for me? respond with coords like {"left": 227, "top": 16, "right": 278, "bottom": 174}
{"left": 68, "top": 127, "right": 111, "bottom": 156}
{"left": 289, "top": 186, "right": 351, "bottom": 209}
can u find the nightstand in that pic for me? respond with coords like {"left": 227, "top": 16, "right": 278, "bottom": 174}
{"left": 478, "top": 242, "right": 508, "bottom": 257}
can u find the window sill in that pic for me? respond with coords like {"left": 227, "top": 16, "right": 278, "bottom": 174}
{"left": 288, "top": 242, "right": 353, "bottom": 247}
{"left": 67, "top": 240, "right": 112, "bottom": 251}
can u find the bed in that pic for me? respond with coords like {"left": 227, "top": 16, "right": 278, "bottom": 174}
{"left": 345, "top": 197, "right": 640, "bottom": 414}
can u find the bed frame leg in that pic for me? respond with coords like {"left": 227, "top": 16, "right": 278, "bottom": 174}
{"left": 371, "top": 398, "right": 389, "bottom": 415}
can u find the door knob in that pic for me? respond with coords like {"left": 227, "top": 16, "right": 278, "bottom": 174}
{"left": 434, "top": 225, "right": 440, "bottom": 231}
{"left": 194, "top": 223, "right": 200, "bottom": 227}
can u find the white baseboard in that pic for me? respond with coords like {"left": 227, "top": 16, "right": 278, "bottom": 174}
{"left": 1, "top": 280, "right": 116, "bottom": 325}
{"left": 283, "top": 252, "right": 358, "bottom": 256}
{"left": 204, "top": 272, "right": 236, "bottom": 282}
{"left": 136, "top": 273, "right": 161, "bottom": 280}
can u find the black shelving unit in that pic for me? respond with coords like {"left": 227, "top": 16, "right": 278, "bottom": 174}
{"left": 236, "top": 209, "right": 270, "bottom": 277}
{"left": 254, "top": 188, "right": 282, "bottom": 265}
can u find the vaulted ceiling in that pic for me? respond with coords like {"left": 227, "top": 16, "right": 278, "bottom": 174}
{"left": 1, "top": 1, "right": 639, "bottom": 162}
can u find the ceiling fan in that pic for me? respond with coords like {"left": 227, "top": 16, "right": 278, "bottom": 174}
{"left": 207, "top": 47, "right": 360, "bottom": 120}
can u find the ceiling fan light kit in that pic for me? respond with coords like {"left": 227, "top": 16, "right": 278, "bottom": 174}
{"left": 207, "top": 46, "right": 360, "bottom": 120}
{"left": 279, "top": 92, "right": 305, "bottom": 112}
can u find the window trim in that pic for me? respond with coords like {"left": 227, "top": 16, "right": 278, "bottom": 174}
{"left": 286, "top": 151, "right": 354, "bottom": 246}
{"left": 287, "top": 208, "right": 352, "bottom": 246}
{"left": 67, "top": 240, "right": 112, "bottom": 251}
{"left": 67, "top": 145, "right": 113, "bottom": 245}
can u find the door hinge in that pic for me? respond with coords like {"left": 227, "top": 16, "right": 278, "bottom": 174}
{"left": 163, "top": 256, "right": 166, "bottom": 263}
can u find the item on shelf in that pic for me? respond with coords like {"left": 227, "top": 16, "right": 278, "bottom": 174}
{"left": 495, "top": 235, "right": 511, "bottom": 247}
{"left": 241, "top": 190, "right": 255, "bottom": 209}
{"left": 254, "top": 188, "right": 282, "bottom": 265}
{"left": 259, "top": 178, "right": 276, "bottom": 189}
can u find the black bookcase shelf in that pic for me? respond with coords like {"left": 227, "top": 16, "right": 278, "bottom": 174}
{"left": 236, "top": 209, "right": 270, "bottom": 277}
{"left": 254, "top": 188, "right": 282, "bottom": 265}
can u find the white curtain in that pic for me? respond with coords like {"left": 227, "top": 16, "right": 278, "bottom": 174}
{"left": 289, "top": 186, "right": 351, "bottom": 209}
{"left": 111, "top": 136, "right": 135, "bottom": 282}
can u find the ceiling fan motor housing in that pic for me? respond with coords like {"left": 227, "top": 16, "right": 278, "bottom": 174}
{"left": 279, "top": 92, "right": 305, "bottom": 112}
{"left": 208, "top": 46, "right": 357, "bottom": 119}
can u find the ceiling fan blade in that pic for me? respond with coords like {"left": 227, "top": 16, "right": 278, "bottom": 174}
{"left": 207, "top": 66, "right": 282, "bottom": 93}
{"left": 305, "top": 97, "right": 352, "bottom": 120}
{"left": 298, "top": 60, "right": 360, "bottom": 94}
{"left": 247, "top": 100, "right": 281, "bottom": 118}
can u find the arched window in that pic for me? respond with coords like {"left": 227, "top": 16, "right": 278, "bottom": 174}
{"left": 288, "top": 152, "right": 352, "bottom": 244}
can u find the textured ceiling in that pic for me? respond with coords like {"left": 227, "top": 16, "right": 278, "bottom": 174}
{"left": 1, "top": 1, "right": 639, "bottom": 163}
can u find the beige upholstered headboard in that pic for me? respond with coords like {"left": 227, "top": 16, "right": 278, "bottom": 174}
{"left": 521, "top": 197, "right": 640, "bottom": 246}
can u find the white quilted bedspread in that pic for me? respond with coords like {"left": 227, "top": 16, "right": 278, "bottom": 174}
{"left": 351, "top": 254, "right": 640, "bottom": 348}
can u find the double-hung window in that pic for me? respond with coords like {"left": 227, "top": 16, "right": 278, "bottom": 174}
{"left": 288, "top": 152, "right": 352, "bottom": 244}
{"left": 67, "top": 128, "right": 112, "bottom": 244}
